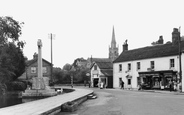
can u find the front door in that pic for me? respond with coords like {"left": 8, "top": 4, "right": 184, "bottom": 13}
{"left": 146, "top": 76, "right": 152, "bottom": 89}
{"left": 93, "top": 78, "right": 99, "bottom": 87}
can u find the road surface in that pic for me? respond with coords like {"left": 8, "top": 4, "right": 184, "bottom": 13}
{"left": 58, "top": 87, "right": 184, "bottom": 115}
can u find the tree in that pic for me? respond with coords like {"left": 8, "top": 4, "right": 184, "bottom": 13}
{"left": 0, "top": 16, "right": 24, "bottom": 47}
{"left": 63, "top": 63, "right": 72, "bottom": 71}
{"left": 0, "top": 42, "right": 26, "bottom": 82}
{"left": 0, "top": 16, "right": 25, "bottom": 83}
{"left": 52, "top": 67, "right": 63, "bottom": 83}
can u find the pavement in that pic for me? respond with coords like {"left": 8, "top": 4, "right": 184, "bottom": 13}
{"left": 0, "top": 87, "right": 93, "bottom": 115}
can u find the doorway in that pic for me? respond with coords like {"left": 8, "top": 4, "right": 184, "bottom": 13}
{"left": 93, "top": 78, "right": 99, "bottom": 87}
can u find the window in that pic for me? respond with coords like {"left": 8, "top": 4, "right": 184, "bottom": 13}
{"left": 43, "top": 67, "right": 47, "bottom": 73}
{"left": 128, "top": 79, "right": 131, "bottom": 85}
{"left": 150, "top": 61, "right": 154, "bottom": 69}
{"left": 128, "top": 63, "right": 131, "bottom": 71}
{"left": 94, "top": 65, "right": 97, "bottom": 70}
{"left": 119, "top": 64, "right": 122, "bottom": 72}
{"left": 119, "top": 78, "right": 122, "bottom": 87}
{"left": 31, "top": 67, "right": 36, "bottom": 73}
{"left": 170, "top": 59, "right": 175, "bottom": 68}
{"left": 137, "top": 62, "right": 140, "bottom": 70}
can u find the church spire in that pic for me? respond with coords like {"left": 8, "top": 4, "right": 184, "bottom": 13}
{"left": 111, "top": 26, "right": 116, "bottom": 48}
{"left": 109, "top": 26, "right": 119, "bottom": 62}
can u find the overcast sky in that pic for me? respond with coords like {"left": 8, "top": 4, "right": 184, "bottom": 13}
{"left": 1, "top": 0, "right": 184, "bottom": 68}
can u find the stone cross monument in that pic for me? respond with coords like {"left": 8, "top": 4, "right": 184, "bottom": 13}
{"left": 22, "top": 39, "right": 57, "bottom": 98}
{"left": 37, "top": 39, "right": 43, "bottom": 79}
{"left": 32, "top": 39, "right": 45, "bottom": 90}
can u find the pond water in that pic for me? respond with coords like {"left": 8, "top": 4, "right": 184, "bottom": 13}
{"left": 0, "top": 95, "right": 22, "bottom": 108}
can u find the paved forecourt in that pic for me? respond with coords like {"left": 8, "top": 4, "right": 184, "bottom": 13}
{"left": 0, "top": 87, "right": 93, "bottom": 115}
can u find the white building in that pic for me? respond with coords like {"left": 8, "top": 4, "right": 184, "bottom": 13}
{"left": 113, "top": 28, "right": 184, "bottom": 91}
{"left": 90, "top": 58, "right": 113, "bottom": 88}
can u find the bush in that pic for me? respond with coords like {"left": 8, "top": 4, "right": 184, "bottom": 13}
{"left": 5, "top": 81, "right": 27, "bottom": 91}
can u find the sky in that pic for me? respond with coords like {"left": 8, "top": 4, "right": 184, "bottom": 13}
{"left": 1, "top": 0, "right": 184, "bottom": 68}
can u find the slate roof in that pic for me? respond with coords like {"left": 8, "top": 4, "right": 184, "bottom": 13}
{"left": 95, "top": 61, "right": 113, "bottom": 69}
{"left": 92, "top": 58, "right": 112, "bottom": 63}
{"left": 90, "top": 58, "right": 113, "bottom": 76}
{"left": 101, "top": 69, "right": 113, "bottom": 76}
{"left": 26, "top": 58, "right": 52, "bottom": 67}
{"left": 114, "top": 41, "right": 184, "bottom": 63}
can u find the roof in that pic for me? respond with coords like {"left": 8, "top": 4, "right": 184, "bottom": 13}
{"left": 101, "top": 69, "right": 113, "bottom": 76}
{"left": 95, "top": 61, "right": 113, "bottom": 69}
{"left": 90, "top": 58, "right": 113, "bottom": 69}
{"left": 92, "top": 58, "right": 112, "bottom": 62}
{"left": 26, "top": 58, "right": 52, "bottom": 67}
{"left": 114, "top": 41, "right": 184, "bottom": 63}
{"left": 90, "top": 58, "right": 113, "bottom": 76}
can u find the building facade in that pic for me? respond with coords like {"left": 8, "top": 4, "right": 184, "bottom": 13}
{"left": 90, "top": 58, "right": 113, "bottom": 88}
{"left": 113, "top": 28, "right": 184, "bottom": 91}
{"left": 19, "top": 53, "right": 52, "bottom": 83}
{"left": 88, "top": 27, "right": 119, "bottom": 88}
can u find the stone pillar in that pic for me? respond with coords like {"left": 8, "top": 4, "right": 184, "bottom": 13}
{"left": 37, "top": 39, "right": 43, "bottom": 78}
{"left": 32, "top": 39, "right": 45, "bottom": 90}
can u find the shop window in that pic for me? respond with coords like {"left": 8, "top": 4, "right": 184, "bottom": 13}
{"left": 153, "top": 77, "right": 159, "bottom": 87}
{"left": 128, "top": 63, "right": 131, "bottom": 71}
{"left": 128, "top": 79, "right": 131, "bottom": 85}
{"left": 150, "top": 61, "right": 154, "bottom": 69}
{"left": 119, "top": 64, "right": 122, "bottom": 72}
{"left": 137, "top": 62, "right": 140, "bottom": 70}
{"left": 170, "top": 59, "right": 175, "bottom": 68}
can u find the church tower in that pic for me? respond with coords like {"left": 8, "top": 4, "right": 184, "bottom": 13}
{"left": 109, "top": 26, "right": 119, "bottom": 61}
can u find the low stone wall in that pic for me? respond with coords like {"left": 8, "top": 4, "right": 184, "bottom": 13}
{"left": 61, "top": 95, "right": 88, "bottom": 112}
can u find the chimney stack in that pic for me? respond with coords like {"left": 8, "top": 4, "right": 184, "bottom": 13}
{"left": 33, "top": 52, "right": 38, "bottom": 59}
{"left": 123, "top": 39, "right": 128, "bottom": 52}
{"left": 172, "top": 28, "right": 180, "bottom": 45}
{"left": 158, "top": 36, "right": 164, "bottom": 44}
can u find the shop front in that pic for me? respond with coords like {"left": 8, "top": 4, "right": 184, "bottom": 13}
{"left": 138, "top": 70, "right": 177, "bottom": 90}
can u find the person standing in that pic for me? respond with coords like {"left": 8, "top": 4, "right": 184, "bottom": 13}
{"left": 84, "top": 80, "right": 86, "bottom": 87}
{"left": 122, "top": 80, "right": 124, "bottom": 89}
{"left": 88, "top": 81, "right": 91, "bottom": 88}
{"left": 169, "top": 80, "right": 172, "bottom": 92}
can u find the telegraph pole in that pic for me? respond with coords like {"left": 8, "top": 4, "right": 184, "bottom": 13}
{"left": 179, "top": 27, "right": 182, "bottom": 91}
{"left": 49, "top": 33, "right": 55, "bottom": 85}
